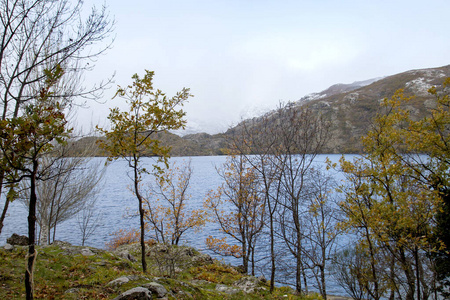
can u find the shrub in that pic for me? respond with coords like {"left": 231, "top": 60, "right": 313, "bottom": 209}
{"left": 105, "top": 228, "right": 140, "bottom": 250}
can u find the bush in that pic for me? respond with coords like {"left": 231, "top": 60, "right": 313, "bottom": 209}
{"left": 105, "top": 228, "right": 140, "bottom": 250}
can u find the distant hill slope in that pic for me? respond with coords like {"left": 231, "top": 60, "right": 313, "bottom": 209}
{"left": 73, "top": 65, "right": 450, "bottom": 156}
{"left": 298, "top": 64, "right": 450, "bottom": 152}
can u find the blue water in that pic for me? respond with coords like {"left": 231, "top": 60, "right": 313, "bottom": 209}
{"left": 0, "top": 154, "right": 349, "bottom": 296}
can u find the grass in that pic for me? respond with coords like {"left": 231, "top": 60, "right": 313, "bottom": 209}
{"left": 0, "top": 243, "right": 323, "bottom": 299}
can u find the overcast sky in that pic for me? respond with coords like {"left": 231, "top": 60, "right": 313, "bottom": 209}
{"left": 77, "top": 0, "right": 450, "bottom": 135}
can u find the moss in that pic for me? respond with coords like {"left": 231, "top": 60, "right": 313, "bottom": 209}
{"left": 0, "top": 244, "right": 323, "bottom": 299}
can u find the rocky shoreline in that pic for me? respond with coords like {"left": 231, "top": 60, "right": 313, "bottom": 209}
{"left": 2, "top": 235, "right": 352, "bottom": 299}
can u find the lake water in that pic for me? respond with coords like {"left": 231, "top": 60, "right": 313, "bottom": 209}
{"left": 0, "top": 154, "right": 348, "bottom": 296}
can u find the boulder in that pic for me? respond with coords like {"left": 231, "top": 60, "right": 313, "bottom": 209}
{"left": 52, "top": 240, "right": 72, "bottom": 247}
{"left": 107, "top": 275, "right": 140, "bottom": 287}
{"left": 233, "top": 276, "right": 266, "bottom": 293}
{"left": 116, "top": 250, "right": 137, "bottom": 262}
{"left": 107, "top": 276, "right": 131, "bottom": 287}
{"left": 81, "top": 248, "right": 95, "bottom": 256}
{"left": 112, "top": 287, "right": 152, "bottom": 300}
{"left": 191, "top": 253, "right": 213, "bottom": 265}
{"left": 6, "top": 233, "right": 28, "bottom": 246}
{"left": 141, "top": 282, "right": 168, "bottom": 298}
{"left": 64, "top": 288, "right": 80, "bottom": 294}
{"left": 4, "top": 243, "right": 14, "bottom": 251}
{"left": 215, "top": 284, "right": 240, "bottom": 295}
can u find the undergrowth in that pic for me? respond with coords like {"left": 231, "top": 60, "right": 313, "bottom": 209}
{"left": 0, "top": 244, "right": 323, "bottom": 299}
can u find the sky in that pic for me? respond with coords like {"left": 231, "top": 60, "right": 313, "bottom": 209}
{"left": 76, "top": 0, "right": 450, "bottom": 135}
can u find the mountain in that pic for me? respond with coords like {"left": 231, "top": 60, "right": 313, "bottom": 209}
{"left": 73, "top": 65, "right": 450, "bottom": 156}
{"left": 298, "top": 64, "right": 450, "bottom": 152}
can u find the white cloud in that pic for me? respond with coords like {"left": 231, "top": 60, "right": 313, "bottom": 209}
{"left": 75, "top": 0, "right": 450, "bottom": 135}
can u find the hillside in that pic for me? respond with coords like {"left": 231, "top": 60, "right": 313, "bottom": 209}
{"left": 298, "top": 64, "right": 450, "bottom": 152}
{"left": 0, "top": 241, "right": 331, "bottom": 299}
{"left": 226, "top": 64, "right": 450, "bottom": 153}
{"left": 72, "top": 65, "right": 450, "bottom": 156}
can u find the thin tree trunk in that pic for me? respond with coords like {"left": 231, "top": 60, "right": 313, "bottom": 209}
{"left": 138, "top": 194, "right": 147, "bottom": 272}
{"left": 399, "top": 248, "right": 416, "bottom": 300}
{"left": 296, "top": 249, "right": 302, "bottom": 294}
{"left": 0, "top": 191, "right": 10, "bottom": 236}
{"left": 25, "top": 162, "right": 38, "bottom": 300}
{"left": 269, "top": 212, "right": 276, "bottom": 292}
{"left": 251, "top": 244, "right": 255, "bottom": 276}
{"left": 0, "top": 171, "right": 8, "bottom": 235}
{"left": 134, "top": 158, "right": 147, "bottom": 273}
{"left": 414, "top": 246, "right": 421, "bottom": 300}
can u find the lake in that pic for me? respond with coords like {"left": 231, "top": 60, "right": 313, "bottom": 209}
{"left": 0, "top": 154, "right": 348, "bottom": 296}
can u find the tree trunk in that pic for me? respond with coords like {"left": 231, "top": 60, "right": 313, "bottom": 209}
{"left": 242, "top": 239, "right": 248, "bottom": 274}
{"left": 0, "top": 192, "right": 10, "bottom": 236}
{"left": 296, "top": 251, "right": 302, "bottom": 294}
{"left": 269, "top": 215, "right": 276, "bottom": 292}
{"left": 399, "top": 248, "right": 415, "bottom": 300}
{"left": 39, "top": 223, "right": 49, "bottom": 246}
{"left": 134, "top": 159, "right": 147, "bottom": 273}
{"left": 25, "top": 162, "right": 38, "bottom": 300}
{"left": 138, "top": 194, "right": 147, "bottom": 272}
{"left": 415, "top": 246, "right": 421, "bottom": 300}
{"left": 320, "top": 265, "right": 326, "bottom": 300}
{"left": 0, "top": 171, "right": 9, "bottom": 235}
{"left": 251, "top": 244, "right": 255, "bottom": 276}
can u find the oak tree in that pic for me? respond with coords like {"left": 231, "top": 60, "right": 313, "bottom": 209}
{"left": 97, "top": 70, "right": 191, "bottom": 273}
{"left": 0, "top": 66, "right": 70, "bottom": 300}
{"left": 335, "top": 82, "right": 450, "bottom": 299}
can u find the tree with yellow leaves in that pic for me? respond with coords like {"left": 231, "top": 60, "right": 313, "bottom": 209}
{"left": 336, "top": 79, "right": 450, "bottom": 300}
{"left": 144, "top": 160, "right": 206, "bottom": 245}
{"left": 0, "top": 66, "right": 70, "bottom": 300}
{"left": 97, "top": 70, "right": 191, "bottom": 273}
{"left": 204, "top": 154, "right": 264, "bottom": 275}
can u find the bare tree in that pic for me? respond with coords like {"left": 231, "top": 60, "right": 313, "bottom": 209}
{"left": 302, "top": 168, "right": 340, "bottom": 300}
{"left": 19, "top": 138, "right": 105, "bottom": 245}
{"left": 144, "top": 160, "right": 206, "bottom": 245}
{"left": 77, "top": 198, "right": 102, "bottom": 246}
{"left": 205, "top": 153, "right": 265, "bottom": 275}
{"left": 0, "top": 0, "right": 114, "bottom": 235}
{"left": 228, "top": 112, "right": 283, "bottom": 291}
{"left": 272, "top": 102, "right": 329, "bottom": 294}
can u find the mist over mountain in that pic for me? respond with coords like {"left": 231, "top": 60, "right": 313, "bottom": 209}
{"left": 75, "top": 65, "right": 450, "bottom": 156}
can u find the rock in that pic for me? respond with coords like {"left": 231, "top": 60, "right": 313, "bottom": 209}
{"left": 233, "top": 276, "right": 265, "bottom": 293}
{"left": 64, "top": 288, "right": 80, "bottom": 294}
{"left": 52, "top": 240, "right": 72, "bottom": 247}
{"left": 191, "top": 253, "right": 213, "bottom": 265}
{"left": 181, "top": 247, "right": 194, "bottom": 256}
{"left": 107, "top": 276, "right": 130, "bottom": 287}
{"left": 154, "top": 243, "right": 169, "bottom": 253}
{"left": 107, "top": 275, "right": 140, "bottom": 287}
{"left": 112, "top": 287, "right": 152, "bottom": 300}
{"left": 6, "top": 233, "right": 28, "bottom": 246}
{"left": 127, "top": 275, "right": 140, "bottom": 281}
{"left": 215, "top": 284, "right": 240, "bottom": 295}
{"left": 4, "top": 243, "right": 14, "bottom": 251}
{"left": 141, "top": 282, "right": 168, "bottom": 298}
{"left": 116, "top": 250, "right": 137, "bottom": 262}
{"left": 81, "top": 248, "right": 95, "bottom": 256}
